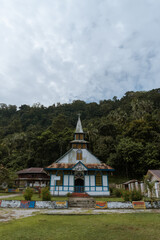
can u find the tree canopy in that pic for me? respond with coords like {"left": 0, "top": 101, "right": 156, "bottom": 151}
{"left": 0, "top": 88, "right": 160, "bottom": 179}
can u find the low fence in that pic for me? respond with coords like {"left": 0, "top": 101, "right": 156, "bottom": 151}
{"left": 0, "top": 200, "right": 68, "bottom": 209}
{"left": 116, "top": 181, "right": 160, "bottom": 198}
{"left": 95, "top": 201, "right": 160, "bottom": 209}
{"left": 0, "top": 200, "right": 160, "bottom": 209}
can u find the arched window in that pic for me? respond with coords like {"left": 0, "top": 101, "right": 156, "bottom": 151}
{"left": 76, "top": 149, "right": 82, "bottom": 160}
{"left": 96, "top": 172, "right": 102, "bottom": 186}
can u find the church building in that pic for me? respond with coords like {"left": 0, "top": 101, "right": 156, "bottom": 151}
{"left": 45, "top": 115, "right": 114, "bottom": 196}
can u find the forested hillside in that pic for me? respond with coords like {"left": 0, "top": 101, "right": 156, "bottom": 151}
{"left": 1, "top": 88, "right": 160, "bottom": 179}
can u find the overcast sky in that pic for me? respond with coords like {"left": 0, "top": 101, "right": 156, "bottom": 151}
{"left": 0, "top": 0, "right": 160, "bottom": 107}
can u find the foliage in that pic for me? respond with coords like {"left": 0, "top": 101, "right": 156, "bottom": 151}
{"left": 66, "top": 192, "right": 72, "bottom": 197}
{"left": 0, "top": 164, "right": 9, "bottom": 187}
{"left": 112, "top": 188, "right": 122, "bottom": 197}
{"left": 144, "top": 175, "right": 155, "bottom": 200}
{"left": 121, "top": 190, "right": 130, "bottom": 201}
{"left": 0, "top": 165, "right": 16, "bottom": 189}
{"left": 121, "top": 189, "right": 143, "bottom": 201}
{"left": 41, "top": 187, "right": 51, "bottom": 201}
{"left": 0, "top": 89, "right": 160, "bottom": 179}
{"left": 23, "top": 187, "right": 33, "bottom": 201}
{"left": 130, "top": 190, "right": 143, "bottom": 201}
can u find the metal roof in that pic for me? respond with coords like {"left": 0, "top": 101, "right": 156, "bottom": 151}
{"left": 46, "top": 162, "right": 114, "bottom": 170}
{"left": 17, "top": 168, "right": 49, "bottom": 175}
{"left": 123, "top": 179, "right": 140, "bottom": 185}
{"left": 147, "top": 170, "right": 160, "bottom": 181}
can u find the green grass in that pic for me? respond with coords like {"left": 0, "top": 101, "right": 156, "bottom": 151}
{"left": 1, "top": 194, "right": 68, "bottom": 201}
{"left": 0, "top": 214, "right": 160, "bottom": 240}
{"left": 0, "top": 193, "right": 15, "bottom": 196}
{"left": 95, "top": 197, "right": 124, "bottom": 202}
{"left": 1, "top": 193, "right": 123, "bottom": 202}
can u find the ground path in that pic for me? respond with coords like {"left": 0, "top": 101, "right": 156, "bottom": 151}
{"left": 0, "top": 208, "right": 160, "bottom": 222}
{"left": 0, "top": 194, "right": 22, "bottom": 199}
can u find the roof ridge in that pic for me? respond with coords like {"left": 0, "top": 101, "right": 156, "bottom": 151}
{"left": 55, "top": 148, "right": 73, "bottom": 163}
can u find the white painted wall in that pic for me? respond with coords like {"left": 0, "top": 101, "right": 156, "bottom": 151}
{"left": 50, "top": 173, "right": 110, "bottom": 196}
{"left": 58, "top": 149, "right": 101, "bottom": 164}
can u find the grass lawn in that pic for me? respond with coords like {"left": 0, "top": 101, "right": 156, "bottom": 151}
{"left": 1, "top": 193, "right": 124, "bottom": 202}
{"left": 0, "top": 213, "right": 160, "bottom": 240}
{"left": 1, "top": 194, "right": 68, "bottom": 201}
{"left": 0, "top": 193, "right": 14, "bottom": 196}
{"left": 95, "top": 197, "right": 124, "bottom": 202}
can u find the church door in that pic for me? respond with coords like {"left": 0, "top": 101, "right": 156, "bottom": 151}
{"left": 74, "top": 178, "right": 84, "bottom": 193}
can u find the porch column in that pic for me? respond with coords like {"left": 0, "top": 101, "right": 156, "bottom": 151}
{"left": 140, "top": 182, "right": 144, "bottom": 194}
{"left": 135, "top": 181, "right": 139, "bottom": 190}
{"left": 155, "top": 182, "right": 159, "bottom": 198}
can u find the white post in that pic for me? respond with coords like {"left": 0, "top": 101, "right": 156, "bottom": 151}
{"left": 147, "top": 187, "right": 150, "bottom": 197}
{"left": 131, "top": 183, "right": 134, "bottom": 191}
{"left": 140, "top": 182, "right": 144, "bottom": 194}
{"left": 135, "top": 181, "right": 139, "bottom": 191}
{"left": 128, "top": 184, "right": 131, "bottom": 191}
{"left": 155, "top": 182, "right": 159, "bottom": 198}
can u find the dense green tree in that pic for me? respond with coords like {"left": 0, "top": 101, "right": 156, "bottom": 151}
{"left": 0, "top": 88, "right": 160, "bottom": 180}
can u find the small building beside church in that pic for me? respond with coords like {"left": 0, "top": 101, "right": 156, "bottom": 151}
{"left": 16, "top": 168, "right": 50, "bottom": 188}
{"left": 45, "top": 115, "right": 114, "bottom": 196}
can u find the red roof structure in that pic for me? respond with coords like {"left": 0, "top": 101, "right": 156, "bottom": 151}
{"left": 47, "top": 163, "right": 113, "bottom": 170}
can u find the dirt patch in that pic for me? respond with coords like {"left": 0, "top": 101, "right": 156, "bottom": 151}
{"left": 0, "top": 208, "right": 160, "bottom": 222}
{"left": 0, "top": 208, "right": 40, "bottom": 222}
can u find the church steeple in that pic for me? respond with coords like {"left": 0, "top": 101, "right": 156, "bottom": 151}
{"left": 70, "top": 114, "right": 88, "bottom": 149}
{"left": 75, "top": 114, "right": 83, "bottom": 133}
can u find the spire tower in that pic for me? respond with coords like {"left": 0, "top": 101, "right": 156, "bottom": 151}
{"left": 75, "top": 114, "right": 83, "bottom": 133}
{"left": 70, "top": 114, "right": 88, "bottom": 149}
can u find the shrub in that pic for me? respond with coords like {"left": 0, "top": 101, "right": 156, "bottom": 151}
{"left": 41, "top": 187, "right": 51, "bottom": 201}
{"left": 112, "top": 188, "right": 122, "bottom": 197}
{"left": 109, "top": 187, "right": 113, "bottom": 195}
{"left": 121, "top": 189, "right": 143, "bottom": 201}
{"left": 66, "top": 192, "right": 72, "bottom": 197}
{"left": 23, "top": 187, "right": 33, "bottom": 201}
{"left": 130, "top": 190, "right": 143, "bottom": 201}
{"left": 121, "top": 190, "right": 130, "bottom": 201}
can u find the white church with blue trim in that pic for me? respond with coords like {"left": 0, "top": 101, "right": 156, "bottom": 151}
{"left": 46, "top": 115, "right": 114, "bottom": 196}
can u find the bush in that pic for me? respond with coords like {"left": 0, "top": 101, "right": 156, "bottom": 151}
{"left": 41, "top": 187, "right": 51, "bottom": 201}
{"left": 121, "top": 190, "right": 130, "bottom": 201}
{"left": 23, "top": 187, "right": 33, "bottom": 201}
{"left": 130, "top": 190, "right": 143, "bottom": 201}
{"left": 66, "top": 192, "right": 72, "bottom": 197}
{"left": 112, "top": 188, "right": 122, "bottom": 197}
{"left": 121, "top": 189, "right": 143, "bottom": 201}
{"left": 109, "top": 187, "right": 113, "bottom": 195}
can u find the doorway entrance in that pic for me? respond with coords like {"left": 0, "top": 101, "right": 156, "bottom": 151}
{"left": 74, "top": 178, "right": 84, "bottom": 193}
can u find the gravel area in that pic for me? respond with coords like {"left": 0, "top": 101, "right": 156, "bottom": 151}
{"left": 0, "top": 208, "right": 160, "bottom": 222}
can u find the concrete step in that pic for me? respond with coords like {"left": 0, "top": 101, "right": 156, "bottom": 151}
{"left": 71, "top": 192, "right": 90, "bottom": 198}
{"left": 68, "top": 197, "right": 95, "bottom": 208}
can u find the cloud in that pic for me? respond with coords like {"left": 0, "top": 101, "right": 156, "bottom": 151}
{"left": 0, "top": 0, "right": 160, "bottom": 106}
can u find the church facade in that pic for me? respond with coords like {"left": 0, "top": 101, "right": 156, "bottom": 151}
{"left": 45, "top": 115, "right": 114, "bottom": 196}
